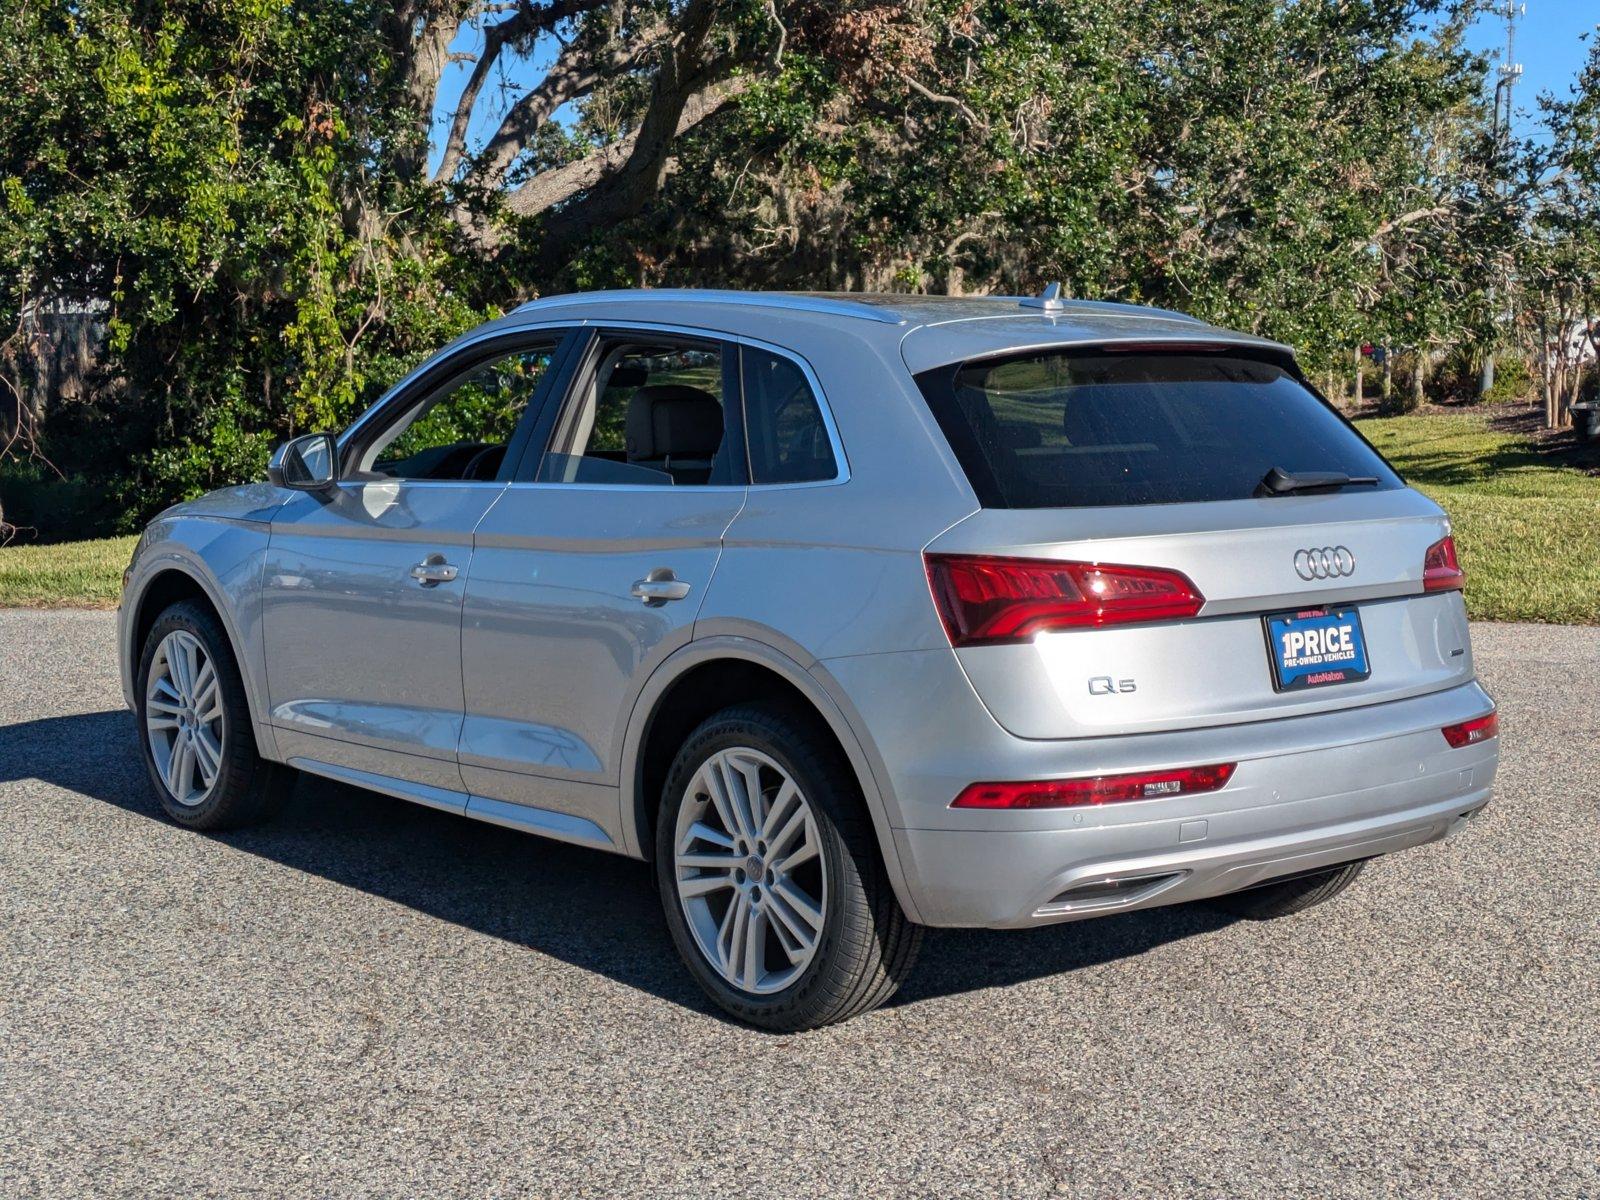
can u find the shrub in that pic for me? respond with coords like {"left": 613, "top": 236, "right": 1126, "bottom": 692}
{"left": 1484, "top": 353, "right": 1535, "bottom": 405}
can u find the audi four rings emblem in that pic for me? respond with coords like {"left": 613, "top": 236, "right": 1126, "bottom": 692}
{"left": 1294, "top": 546, "right": 1356, "bottom": 580}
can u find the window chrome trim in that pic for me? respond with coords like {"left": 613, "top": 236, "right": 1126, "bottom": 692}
{"left": 323, "top": 479, "right": 511, "bottom": 491}
{"left": 335, "top": 317, "right": 850, "bottom": 493}
{"left": 501, "top": 481, "right": 751, "bottom": 494}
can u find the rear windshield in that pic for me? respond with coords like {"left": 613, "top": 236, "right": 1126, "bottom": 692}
{"left": 914, "top": 351, "right": 1402, "bottom": 508}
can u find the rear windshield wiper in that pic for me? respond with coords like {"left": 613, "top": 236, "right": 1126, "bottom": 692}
{"left": 1256, "top": 466, "right": 1379, "bottom": 497}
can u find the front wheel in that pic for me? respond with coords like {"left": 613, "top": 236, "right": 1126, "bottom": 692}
{"left": 136, "top": 600, "right": 289, "bottom": 830}
{"left": 655, "top": 704, "right": 921, "bottom": 1031}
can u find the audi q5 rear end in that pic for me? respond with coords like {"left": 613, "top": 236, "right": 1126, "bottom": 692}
{"left": 120, "top": 287, "right": 1498, "bottom": 1030}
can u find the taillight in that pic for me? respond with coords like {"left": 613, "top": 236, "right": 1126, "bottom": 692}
{"left": 952, "top": 763, "right": 1236, "bottom": 809}
{"left": 1423, "top": 535, "right": 1465, "bottom": 592}
{"left": 923, "top": 554, "right": 1204, "bottom": 646}
{"left": 1441, "top": 712, "right": 1497, "bottom": 748}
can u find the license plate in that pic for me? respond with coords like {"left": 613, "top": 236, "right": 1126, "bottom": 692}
{"left": 1263, "top": 605, "right": 1371, "bottom": 692}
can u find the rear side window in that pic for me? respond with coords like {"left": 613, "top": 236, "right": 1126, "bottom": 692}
{"left": 914, "top": 351, "right": 1402, "bottom": 508}
{"left": 742, "top": 347, "right": 838, "bottom": 484}
{"left": 538, "top": 337, "right": 736, "bottom": 487}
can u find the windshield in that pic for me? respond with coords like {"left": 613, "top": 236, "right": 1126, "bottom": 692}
{"left": 914, "top": 350, "right": 1403, "bottom": 508}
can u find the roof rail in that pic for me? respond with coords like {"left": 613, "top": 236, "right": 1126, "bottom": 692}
{"left": 511, "top": 289, "right": 907, "bottom": 325}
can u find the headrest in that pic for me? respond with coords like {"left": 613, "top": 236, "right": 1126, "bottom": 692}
{"left": 995, "top": 420, "right": 1042, "bottom": 450}
{"left": 1061, "top": 391, "right": 1123, "bottom": 446}
{"left": 608, "top": 363, "right": 650, "bottom": 389}
{"left": 626, "top": 385, "right": 723, "bottom": 461}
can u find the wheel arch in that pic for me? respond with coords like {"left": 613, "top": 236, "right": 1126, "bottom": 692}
{"left": 123, "top": 554, "right": 275, "bottom": 758}
{"left": 619, "top": 636, "right": 924, "bottom": 924}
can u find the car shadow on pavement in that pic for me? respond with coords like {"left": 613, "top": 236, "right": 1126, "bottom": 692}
{"left": 3, "top": 709, "right": 1234, "bottom": 1022}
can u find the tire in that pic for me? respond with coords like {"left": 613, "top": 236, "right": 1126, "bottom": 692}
{"left": 135, "top": 600, "right": 289, "bottom": 831}
{"left": 655, "top": 703, "right": 922, "bottom": 1031}
{"left": 1210, "top": 859, "right": 1368, "bottom": 921}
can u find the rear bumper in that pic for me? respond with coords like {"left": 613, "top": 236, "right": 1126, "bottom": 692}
{"left": 817, "top": 650, "right": 1498, "bottom": 928}
{"left": 893, "top": 783, "right": 1491, "bottom": 928}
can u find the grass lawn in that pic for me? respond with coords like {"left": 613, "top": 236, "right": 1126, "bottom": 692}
{"left": 0, "top": 534, "right": 136, "bottom": 609}
{"left": 1357, "top": 408, "right": 1600, "bottom": 625}
{"left": 0, "top": 408, "right": 1594, "bottom": 621}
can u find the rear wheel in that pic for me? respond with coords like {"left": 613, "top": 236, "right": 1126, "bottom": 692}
{"left": 655, "top": 703, "right": 921, "bottom": 1031}
{"left": 1211, "top": 860, "right": 1368, "bottom": 920}
{"left": 136, "top": 601, "right": 289, "bottom": 830}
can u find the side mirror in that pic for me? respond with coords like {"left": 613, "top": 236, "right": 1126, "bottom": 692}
{"left": 268, "top": 433, "right": 339, "bottom": 491}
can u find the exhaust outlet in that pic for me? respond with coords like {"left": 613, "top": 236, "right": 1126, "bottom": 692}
{"left": 1041, "top": 870, "right": 1188, "bottom": 913}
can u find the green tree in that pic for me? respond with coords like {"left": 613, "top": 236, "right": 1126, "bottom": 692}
{"left": 645, "top": 0, "right": 1511, "bottom": 385}
{"left": 1521, "top": 35, "right": 1600, "bottom": 427}
{"left": 0, "top": 0, "right": 488, "bottom": 529}
{"left": 0, "top": 0, "right": 780, "bottom": 533}
{"left": 0, "top": 0, "right": 1556, "bottom": 535}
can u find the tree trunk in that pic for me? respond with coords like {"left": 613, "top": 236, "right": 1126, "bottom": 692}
{"left": 1381, "top": 348, "right": 1392, "bottom": 407}
{"left": 1539, "top": 313, "right": 1555, "bottom": 429}
{"left": 1410, "top": 347, "right": 1427, "bottom": 411}
{"left": 381, "top": 2, "right": 465, "bottom": 184}
{"left": 1352, "top": 346, "right": 1363, "bottom": 407}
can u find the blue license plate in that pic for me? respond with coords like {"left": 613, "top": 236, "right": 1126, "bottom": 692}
{"left": 1263, "top": 605, "right": 1371, "bottom": 692}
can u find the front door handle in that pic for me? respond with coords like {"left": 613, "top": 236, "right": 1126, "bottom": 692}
{"left": 630, "top": 569, "right": 692, "bottom": 606}
{"left": 409, "top": 554, "right": 459, "bottom": 586}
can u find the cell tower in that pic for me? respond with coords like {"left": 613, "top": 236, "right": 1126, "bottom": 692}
{"left": 1492, "top": 1, "right": 1525, "bottom": 144}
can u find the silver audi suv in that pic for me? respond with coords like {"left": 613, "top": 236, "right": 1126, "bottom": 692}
{"left": 119, "top": 289, "right": 1499, "bottom": 1029}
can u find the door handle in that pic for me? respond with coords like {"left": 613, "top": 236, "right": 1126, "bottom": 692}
{"left": 409, "top": 554, "right": 459, "bottom": 586}
{"left": 630, "top": 569, "right": 692, "bottom": 606}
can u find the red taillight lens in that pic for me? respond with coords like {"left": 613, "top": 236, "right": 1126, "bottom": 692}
{"left": 1441, "top": 712, "right": 1498, "bottom": 748}
{"left": 952, "top": 763, "right": 1236, "bottom": 809}
{"left": 1423, "top": 535, "right": 1465, "bottom": 592}
{"left": 924, "top": 554, "right": 1204, "bottom": 646}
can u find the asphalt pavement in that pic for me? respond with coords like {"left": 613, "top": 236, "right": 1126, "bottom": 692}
{"left": 1, "top": 610, "right": 1596, "bottom": 1198}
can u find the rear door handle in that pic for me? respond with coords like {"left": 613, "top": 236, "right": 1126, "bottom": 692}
{"left": 409, "top": 554, "right": 459, "bottom": 586}
{"left": 630, "top": 569, "right": 692, "bottom": 606}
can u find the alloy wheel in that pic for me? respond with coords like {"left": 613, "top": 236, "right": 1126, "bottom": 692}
{"left": 672, "top": 747, "right": 828, "bottom": 995}
{"left": 145, "top": 629, "right": 225, "bottom": 807}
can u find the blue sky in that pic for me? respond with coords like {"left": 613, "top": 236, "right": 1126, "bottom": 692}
{"left": 428, "top": 26, "right": 564, "bottom": 179}
{"left": 428, "top": 2, "right": 1599, "bottom": 176}
{"left": 1463, "top": 0, "right": 1598, "bottom": 137}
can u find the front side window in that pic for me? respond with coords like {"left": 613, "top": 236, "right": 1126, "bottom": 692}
{"left": 362, "top": 342, "right": 558, "bottom": 481}
{"left": 915, "top": 351, "right": 1402, "bottom": 508}
{"left": 742, "top": 348, "right": 838, "bottom": 484}
{"left": 539, "top": 337, "right": 734, "bottom": 486}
